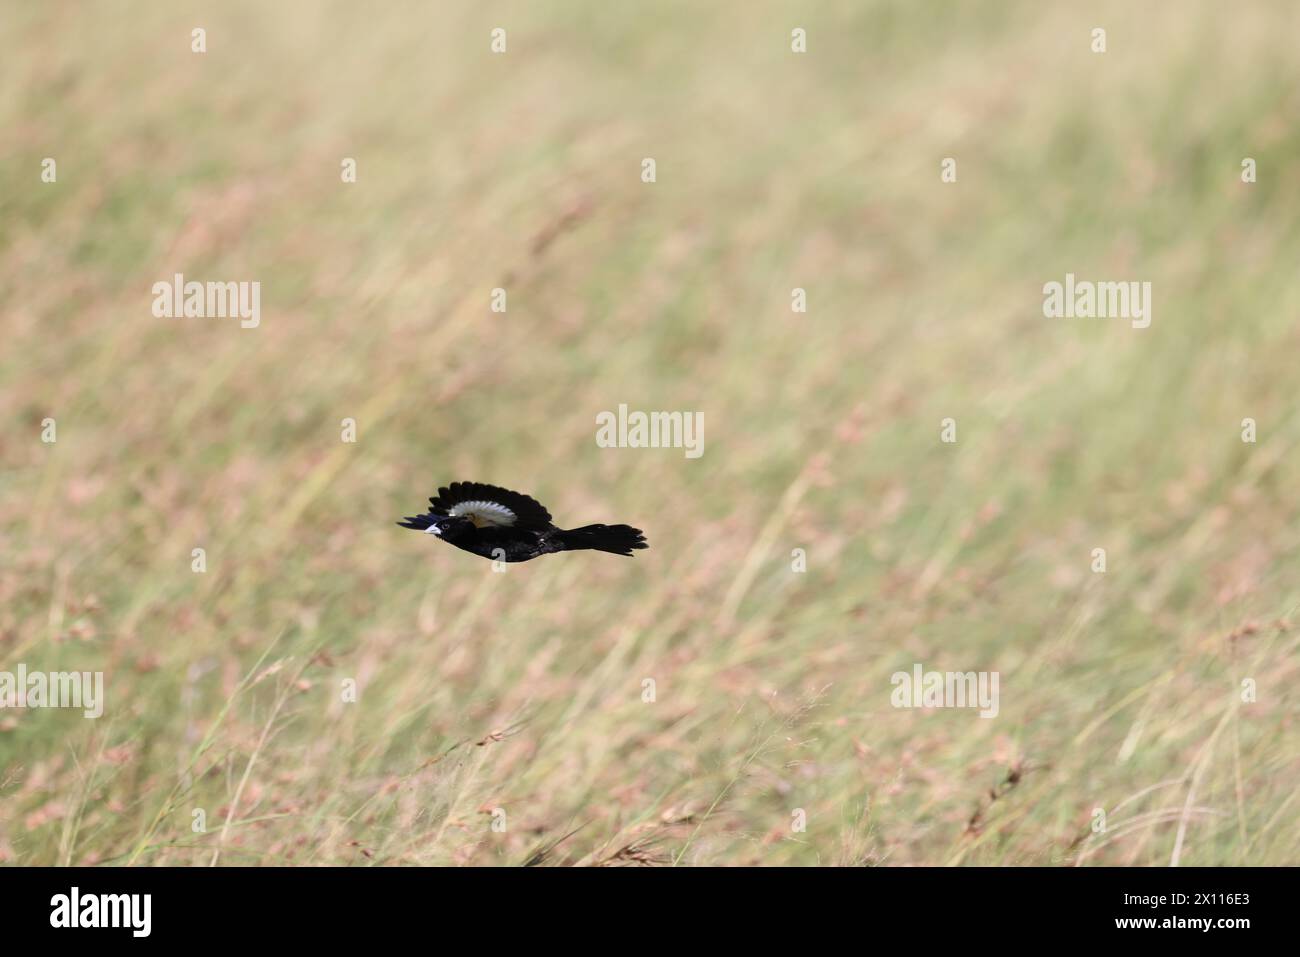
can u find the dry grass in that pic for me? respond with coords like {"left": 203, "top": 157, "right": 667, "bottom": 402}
{"left": 1, "top": 1, "right": 1298, "bottom": 866}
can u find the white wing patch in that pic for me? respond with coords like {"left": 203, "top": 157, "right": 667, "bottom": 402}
{"left": 447, "top": 500, "right": 517, "bottom": 528}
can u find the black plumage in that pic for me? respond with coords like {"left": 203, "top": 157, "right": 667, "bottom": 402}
{"left": 397, "top": 481, "right": 648, "bottom": 563}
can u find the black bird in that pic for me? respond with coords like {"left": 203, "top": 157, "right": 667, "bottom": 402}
{"left": 397, "top": 481, "right": 647, "bottom": 563}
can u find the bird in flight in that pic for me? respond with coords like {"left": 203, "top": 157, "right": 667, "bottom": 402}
{"left": 397, "top": 482, "right": 648, "bottom": 563}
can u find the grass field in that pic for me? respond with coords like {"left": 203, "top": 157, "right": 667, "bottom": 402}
{"left": 2, "top": 1, "right": 1298, "bottom": 866}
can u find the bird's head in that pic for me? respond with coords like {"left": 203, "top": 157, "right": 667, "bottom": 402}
{"left": 421, "top": 513, "right": 475, "bottom": 538}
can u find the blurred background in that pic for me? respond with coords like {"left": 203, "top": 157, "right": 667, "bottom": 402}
{"left": 1, "top": 1, "right": 1297, "bottom": 865}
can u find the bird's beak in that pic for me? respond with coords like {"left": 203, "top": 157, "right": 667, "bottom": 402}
{"left": 425, "top": 525, "right": 442, "bottom": 536}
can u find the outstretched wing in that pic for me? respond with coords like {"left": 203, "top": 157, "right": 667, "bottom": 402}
{"left": 428, "top": 482, "right": 554, "bottom": 530}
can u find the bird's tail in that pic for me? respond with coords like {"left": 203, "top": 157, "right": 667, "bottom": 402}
{"left": 556, "top": 524, "right": 648, "bottom": 556}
